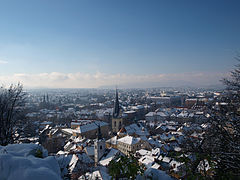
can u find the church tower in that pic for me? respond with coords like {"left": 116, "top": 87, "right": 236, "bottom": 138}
{"left": 112, "top": 89, "right": 123, "bottom": 133}
{"left": 94, "top": 125, "right": 106, "bottom": 165}
{"left": 46, "top": 94, "right": 49, "bottom": 103}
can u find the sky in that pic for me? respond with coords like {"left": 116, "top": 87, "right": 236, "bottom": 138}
{"left": 0, "top": 0, "right": 239, "bottom": 88}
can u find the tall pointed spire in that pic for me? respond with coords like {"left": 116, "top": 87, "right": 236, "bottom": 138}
{"left": 113, "top": 88, "right": 120, "bottom": 118}
{"left": 43, "top": 95, "right": 46, "bottom": 103}
{"left": 97, "top": 124, "right": 102, "bottom": 140}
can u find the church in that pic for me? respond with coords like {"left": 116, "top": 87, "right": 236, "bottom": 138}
{"left": 111, "top": 89, "right": 124, "bottom": 133}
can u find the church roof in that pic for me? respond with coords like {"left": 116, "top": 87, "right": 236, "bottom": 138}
{"left": 73, "top": 121, "right": 108, "bottom": 134}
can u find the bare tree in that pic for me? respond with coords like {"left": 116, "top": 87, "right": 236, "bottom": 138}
{"left": 222, "top": 55, "right": 240, "bottom": 91}
{"left": 171, "top": 59, "right": 240, "bottom": 179}
{"left": 206, "top": 103, "right": 240, "bottom": 178}
{"left": 0, "top": 83, "right": 26, "bottom": 146}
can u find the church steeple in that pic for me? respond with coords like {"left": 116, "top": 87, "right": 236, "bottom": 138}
{"left": 97, "top": 124, "right": 102, "bottom": 140}
{"left": 43, "top": 95, "right": 46, "bottom": 103}
{"left": 46, "top": 94, "right": 49, "bottom": 103}
{"left": 113, "top": 88, "right": 120, "bottom": 118}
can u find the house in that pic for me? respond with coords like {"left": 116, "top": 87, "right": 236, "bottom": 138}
{"left": 71, "top": 120, "right": 109, "bottom": 139}
{"left": 117, "top": 135, "right": 151, "bottom": 155}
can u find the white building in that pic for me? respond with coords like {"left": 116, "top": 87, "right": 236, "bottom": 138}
{"left": 117, "top": 135, "right": 150, "bottom": 155}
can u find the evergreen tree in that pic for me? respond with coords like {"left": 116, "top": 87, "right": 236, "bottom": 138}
{"left": 108, "top": 153, "right": 145, "bottom": 180}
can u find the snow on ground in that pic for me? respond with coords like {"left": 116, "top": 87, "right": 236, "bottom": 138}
{"left": 0, "top": 143, "right": 48, "bottom": 157}
{"left": 0, "top": 143, "right": 61, "bottom": 180}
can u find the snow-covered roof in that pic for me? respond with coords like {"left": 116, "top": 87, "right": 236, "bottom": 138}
{"left": 136, "top": 149, "right": 152, "bottom": 156}
{"left": 151, "top": 148, "right": 161, "bottom": 156}
{"left": 81, "top": 170, "right": 111, "bottom": 180}
{"left": 174, "top": 147, "right": 182, "bottom": 152}
{"left": 123, "top": 110, "right": 136, "bottom": 114}
{"left": 170, "top": 160, "right": 185, "bottom": 172}
{"left": 156, "top": 112, "right": 167, "bottom": 117}
{"left": 56, "top": 150, "right": 67, "bottom": 155}
{"left": 162, "top": 156, "right": 172, "bottom": 163}
{"left": 106, "top": 136, "right": 118, "bottom": 145}
{"left": 68, "top": 154, "right": 78, "bottom": 172}
{"left": 64, "top": 141, "right": 74, "bottom": 151}
{"left": 197, "top": 159, "right": 211, "bottom": 172}
{"left": 177, "top": 111, "right": 188, "bottom": 118}
{"left": 117, "top": 135, "right": 141, "bottom": 145}
{"left": 61, "top": 128, "right": 74, "bottom": 135}
{"left": 56, "top": 152, "right": 93, "bottom": 176}
{"left": 40, "top": 121, "right": 52, "bottom": 125}
{"left": 201, "top": 123, "right": 211, "bottom": 129}
{"left": 145, "top": 112, "right": 155, "bottom": 117}
{"left": 139, "top": 155, "right": 155, "bottom": 168}
{"left": 73, "top": 121, "right": 108, "bottom": 134}
{"left": 151, "top": 163, "right": 160, "bottom": 169}
{"left": 125, "top": 123, "right": 149, "bottom": 136}
{"left": 158, "top": 125, "right": 177, "bottom": 132}
{"left": 99, "top": 148, "right": 119, "bottom": 166}
{"left": 132, "top": 105, "right": 145, "bottom": 110}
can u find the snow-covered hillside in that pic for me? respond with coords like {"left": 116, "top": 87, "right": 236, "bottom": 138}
{"left": 0, "top": 144, "right": 61, "bottom": 180}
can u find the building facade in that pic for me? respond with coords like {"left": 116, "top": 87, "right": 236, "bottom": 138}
{"left": 117, "top": 135, "right": 150, "bottom": 155}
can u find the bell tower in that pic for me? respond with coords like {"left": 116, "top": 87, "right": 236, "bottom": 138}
{"left": 94, "top": 124, "right": 106, "bottom": 165}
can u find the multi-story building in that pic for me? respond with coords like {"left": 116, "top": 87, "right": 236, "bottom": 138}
{"left": 70, "top": 120, "right": 109, "bottom": 139}
{"left": 117, "top": 135, "right": 150, "bottom": 155}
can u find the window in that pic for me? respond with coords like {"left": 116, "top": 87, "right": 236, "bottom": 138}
{"left": 114, "top": 121, "right": 116, "bottom": 127}
{"left": 100, "top": 145, "right": 102, "bottom": 150}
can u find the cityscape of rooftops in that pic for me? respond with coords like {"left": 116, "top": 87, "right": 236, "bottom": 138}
{"left": 0, "top": 1, "right": 240, "bottom": 180}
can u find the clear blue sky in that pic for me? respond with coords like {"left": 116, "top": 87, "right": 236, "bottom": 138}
{"left": 0, "top": 0, "right": 239, "bottom": 88}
